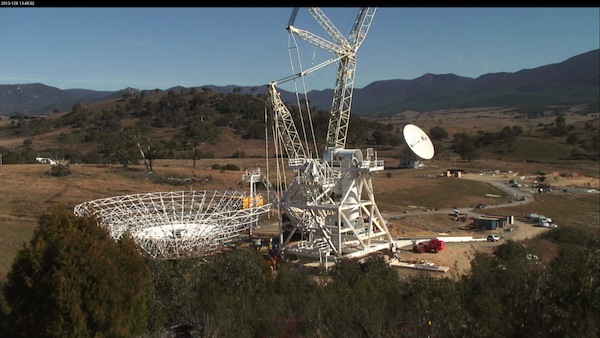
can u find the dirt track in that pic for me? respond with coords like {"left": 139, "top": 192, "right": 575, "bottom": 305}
{"left": 254, "top": 168, "right": 595, "bottom": 278}
{"left": 384, "top": 172, "right": 554, "bottom": 278}
{"left": 391, "top": 220, "right": 550, "bottom": 279}
{"left": 242, "top": 162, "right": 596, "bottom": 278}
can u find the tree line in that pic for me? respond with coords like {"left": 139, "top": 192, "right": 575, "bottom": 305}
{"left": 0, "top": 88, "right": 398, "bottom": 168}
{"left": 0, "top": 206, "right": 598, "bottom": 337}
{"left": 1, "top": 89, "right": 597, "bottom": 167}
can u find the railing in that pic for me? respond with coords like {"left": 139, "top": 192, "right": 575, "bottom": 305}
{"left": 359, "top": 159, "right": 384, "bottom": 171}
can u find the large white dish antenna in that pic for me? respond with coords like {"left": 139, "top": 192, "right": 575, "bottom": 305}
{"left": 74, "top": 190, "right": 272, "bottom": 260}
{"left": 403, "top": 124, "right": 434, "bottom": 160}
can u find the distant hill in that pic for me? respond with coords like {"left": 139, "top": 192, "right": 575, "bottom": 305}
{"left": 0, "top": 49, "right": 597, "bottom": 116}
{"left": 0, "top": 83, "right": 113, "bottom": 115}
{"left": 321, "top": 49, "right": 600, "bottom": 116}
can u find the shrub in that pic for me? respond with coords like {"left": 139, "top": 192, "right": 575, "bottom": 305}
{"left": 48, "top": 164, "right": 71, "bottom": 177}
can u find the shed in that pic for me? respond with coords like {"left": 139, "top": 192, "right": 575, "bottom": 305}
{"left": 483, "top": 214, "right": 513, "bottom": 226}
{"left": 474, "top": 217, "right": 498, "bottom": 230}
{"left": 446, "top": 168, "right": 467, "bottom": 177}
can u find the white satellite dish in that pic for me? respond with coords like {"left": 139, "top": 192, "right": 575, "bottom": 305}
{"left": 403, "top": 124, "right": 434, "bottom": 160}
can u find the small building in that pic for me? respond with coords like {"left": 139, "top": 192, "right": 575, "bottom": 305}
{"left": 399, "top": 157, "right": 422, "bottom": 169}
{"left": 473, "top": 214, "right": 513, "bottom": 230}
{"left": 474, "top": 217, "right": 498, "bottom": 230}
{"left": 483, "top": 214, "right": 514, "bottom": 225}
{"left": 445, "top": 168, "right": 467, "bottom": 177}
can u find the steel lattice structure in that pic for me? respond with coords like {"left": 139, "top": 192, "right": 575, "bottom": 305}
{"left": 268, "top": 8, "right": 397, "bottom": 261}
{"left": 74, "top": 190, "right": 272, "bottom": 260}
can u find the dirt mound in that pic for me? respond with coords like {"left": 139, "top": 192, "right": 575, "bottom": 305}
{"left": 541, "top": 171, "right": 599, "bottom": 188}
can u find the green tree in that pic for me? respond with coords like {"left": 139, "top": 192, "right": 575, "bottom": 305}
{"left": 511, "top": 125, "right": 523, "bottom": 136}
{"left": 498, "top": 126, "right": 514, "bottom": 141}
{"left": 552, "top": 115, "right": 568, "bottom": 136}
{"left": 125, "top": 126, "right": 163, "bottom": 174}
{"left": 429, "top": 126, "right": 449, "bottom": 141}
{"left": 48, "top": 163, "right": 72, "bottom": 177}
{"left": 372, "top": 128, "right": 392, "bottom": 145}
{"left": 399, "top": 273, "right": 467, "bottom": 338}
{"left": 266, "top": 264, "right": 323, "bottom": 337}
{"left": 459, "top": 252, "right": 508, "bottom": 337}
{"left": 542, "top": 236, "right": 600, "bottom": 336}
{"left": 0, "top": 147, "right": 37, "bottom": 164}
{"left": 2, "top": 206, "right": 151, "bottom": 338}
{"left": 566, "top": 133, "right": 579, "bottom": 145}
{"left": 588, "top": 134, "right": 600, "bottom": 156}
{"left": 452, "top": 133, "right": 479, "bottom": 161}
{"left": 145, "top": 259, "right": 209, "bottom": 332}
{"left": 100, "top": 132, "right": 140, "bottom": 167}
{"left": 499, "top": 126, "right": 517, "bottom": 152}
{"left": 200, "top": 249, "right": 273, "bottom": 337}
{"left": 319, "top": 255, "right": 404, "bottom": 337}
{"left": 460, "top": 241, "right": 548, "bottom": 337}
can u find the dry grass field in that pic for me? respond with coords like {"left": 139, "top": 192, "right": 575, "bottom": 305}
{"left": 1, "top": 107, "right": 598, "bottom": 280}
{"left": 1, "top": 152, "right": 598, "bottom": 280}
{"left": 0, "top": 160, "right": 246, "bottom": 280}
{"left": 373, "top": 107, "right": 599, "bottom": 136}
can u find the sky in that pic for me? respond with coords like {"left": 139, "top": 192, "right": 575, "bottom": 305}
{"left": 1, "top": 7, "right": 598, "bottom": 93}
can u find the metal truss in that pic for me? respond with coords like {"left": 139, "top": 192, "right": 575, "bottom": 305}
{"left": 74, "top": 190, "right": 271, "bottom": 260}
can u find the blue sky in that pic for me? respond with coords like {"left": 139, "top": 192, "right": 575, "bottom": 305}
{"left": 1, "top": 7, "right": 598, "bottom": 92}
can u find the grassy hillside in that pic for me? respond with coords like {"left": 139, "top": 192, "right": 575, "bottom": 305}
{"left": 374, "top": 106, "right": 599, "bottom": 169}
{"left": 1, "top": 90, "right": 598, "bottom": 167}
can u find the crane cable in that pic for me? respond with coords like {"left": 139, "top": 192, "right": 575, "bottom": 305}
{"left": 287, "top": 32, "right": 319, "bottom": 159}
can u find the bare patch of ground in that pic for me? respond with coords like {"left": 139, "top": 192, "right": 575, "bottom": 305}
{"left": 388, "top": 217, "right": 550, "bottom": 279}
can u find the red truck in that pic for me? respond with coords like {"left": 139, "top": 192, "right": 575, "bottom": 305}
{"left": 413, "top": 238, "right": 446, "bottom": 253}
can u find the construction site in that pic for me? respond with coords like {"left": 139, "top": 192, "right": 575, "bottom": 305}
{"left": 72, "top": 7, "right": 557, "bottom": 274}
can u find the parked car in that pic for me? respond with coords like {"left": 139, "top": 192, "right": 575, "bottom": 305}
{"left": 487, "top": 234, "right": 501, "bottom": 242}
{"left": 475, "top": 203, "right": 486, "bottom": 209}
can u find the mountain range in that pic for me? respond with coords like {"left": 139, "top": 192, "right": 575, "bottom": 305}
{"left": 1, "top": 49, "right": 597, "bottom": 117}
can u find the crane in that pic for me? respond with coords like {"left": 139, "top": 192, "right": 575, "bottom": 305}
{"left": 268, "top": 7, "right": 397, "bottom": 262}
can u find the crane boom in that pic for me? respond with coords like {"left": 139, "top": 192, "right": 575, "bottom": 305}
{"left": 348, "top": 7, "right": 376, "bottom": 52}
{"left": 324, "top": 7, "right": 376, "bottom": 150}
{"left": 287, "top": 26, "right": 345, "bottom": 56}
{"left": 308, "top": 7, "right": 351, "bottom": 51}
{"left": 286, "top": 7, "right": 377, "bottom": 151}
{"left": 325, "top": 53, "right": 354, "bottom": 149}
{"left": 267, "top": 82, "right": 307, "bottom": 166}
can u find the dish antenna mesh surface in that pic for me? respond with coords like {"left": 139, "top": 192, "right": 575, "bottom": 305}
{"left": 74, "top": 190, "right": 271, "bottom": 260}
